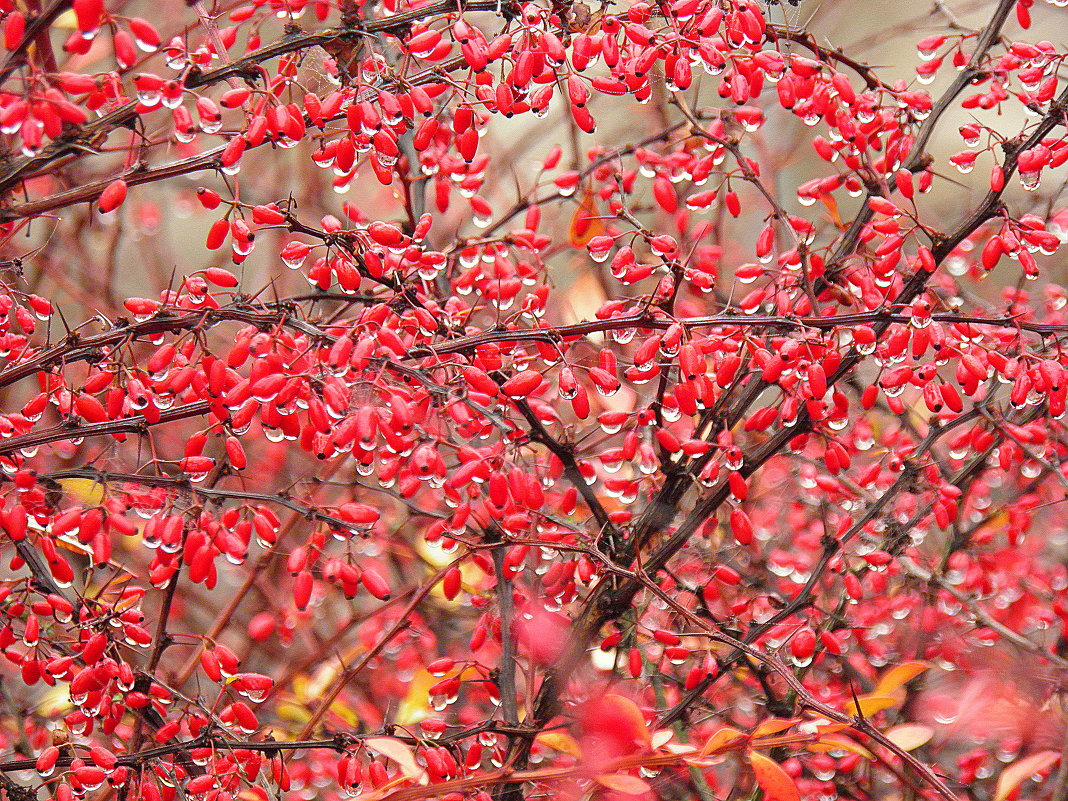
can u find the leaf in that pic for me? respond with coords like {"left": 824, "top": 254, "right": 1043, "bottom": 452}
{"left": 594, "top": 774, "right": 651, "bottom": 795}
{"left": 274, "top": 698, "right": 312, "bottom": 726}
{"left": 365, "top": 737, "right": 427, "bottom": 783}
{"left": 53, "top": 7, "right": 79, "bottom": 27}
{"left": 818, "top": 192, "right": 843, "bottom": 228}
{"left": 397, "top": 663, "right": 480, "bottom": 725}
{"left": 395, "top": 669, "right": 438, "bottom": 724}
{"left": 282, "top": 672, "right": 360, "bottom": 727}
{"left": 33, "top": 684, "right": 70, "bottom": 717}
{"left": 699, "top": 726, "right": 746, "bottom": 756}
{"left": 536, "top": 731, "right": 583, "bottom": 758}
{"left": 601, "top": 694, "right": 651, "bottom": 746}
{"left": 812, "top": 721, "right": 854, "bottom": 736}
{"left": 650, "top": 729, "right": 675, "bottom": 749}
{"left": 843, "top": 694, "right": 898, "bottom": 718}
{"left": 873, "top": 661, "right": 930, "bottom": 696}
{"left": 808, "top": 734, "right": 876, "bottom": 761}
{"left": 886, "top": 723, "right": 934, "bottom": 751}
{"left": 563, "top": 268, "right": 607, "bottom": 328}
{"left": 752, "top": 718, "right": 801, "bottom": 739}
{"left": 971, "top": 510, "right": 1009, "bottom": 542}
{"left": 57, "top": 477, "right": 105, "bottom": 506}
{"left": 663, "top": 743, "right": 699, "bottom": 755}
{"left": 567, "top": 190, "right": 605, "bottom": 247}
{"left": 51, "top": 536, "right": 92, "bottom": 557}
{"left": 749, "top": 750, "right": 801, "bottom": 801}
{"left": 993, "top": 750, "right": 1060, "bottom": 801}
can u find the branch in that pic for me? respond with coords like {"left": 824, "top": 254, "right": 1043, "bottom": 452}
{"left": 32, "top": 467, "right": 383, "bottom": 535}
{"left": 0, "top": 401, "right": 211, "bottom": 457}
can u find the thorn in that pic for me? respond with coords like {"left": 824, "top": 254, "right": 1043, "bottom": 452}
{"left": 848, "top": 681, "right": 866, "bottom": 723}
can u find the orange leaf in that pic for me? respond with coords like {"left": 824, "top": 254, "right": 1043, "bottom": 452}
{"left": 699, "top": 726, "right": 746, "bottom": 756}
{"left": 752, "top": 718, "right": 801, "bottom": 739}
{"left": 749, "top": 750, "right": 801, "bottom": 801}
{"left": 993, "top": 750, "right": 1060, "bottom": 801}
{"left": 602, "top": 694, "right": 651, "bottom": 746}
{"left": 873, "top": 661, "right": 929, "bottom": 696}
{"left": 819, "top": 192, "right": 843, "bottom": 228}
{"left": 568, "top": 190, "right": 605, "bottom": 247}
{"left": 595, "top": 774, "right": 651, "bottom": 795}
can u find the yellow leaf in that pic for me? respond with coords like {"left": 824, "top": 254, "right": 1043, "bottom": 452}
{"left": 843, "top": 694, "right": 898, "bottom": 718}
{"left": 326, "top": 702, "right": 360, "bottom": 727}
{"left": 395, "top": 669, "right": 438, "bottom": 725}
{"left": 272, "top": 695, "right": 357, "bottom": 729}
{"left": 417, "top": 538, "right": 454, "bottom": 569}
{"left": 33, "top": 684, "right": 71, "bottom": 717}
{"left": 417, "top": 541, "right": 490, "bottom": 596}
{"left": 285, "top": 669, "right": 360, "bottom": 728}
{"left": 536, "top": 731, "right": 583, "bottom": 758}
{"left": 994, "top": 751, "right": 1059, "bottom": 801}
{"left": 54, "top": 8, "right": 78, "bottom": 27}
{"left": 749, "top": 750, "right": 800, "bottom": 801}
{"left": 305, "top": 661, "right": 344, "bottom": 701}
{"left": 663, "top": 743, "right": 699, "bottom": 756}
{"left": 57, "top": 477, "right": 105, "bottom": 506}
{"left": 873, "top": 661, "right": 929, "bottom": 696}
{"left": 274, "top": 699, "right": 312, "bottom": 726}
{"left": 365, "top": 737, "right": 427, "bottom": 783}
{"left": 808, "top": 734, "right": 876, "bottom": 761}
{"left": 700, "top": 726, "right": 746, "bottom": 757}
{"left": 396, "top": 664, "right": 480, "bottom": 725}
{"left": 886, "top": 724, "right": 934, "bottom": 751}
{"left": 752, "top": 718, "right": 801, "bottom": 739}
{"left": 650, "top": 729, "right": 674, "bottom": 749}
{"left": 595, "top": 774, "right": 650, "bottom": 795}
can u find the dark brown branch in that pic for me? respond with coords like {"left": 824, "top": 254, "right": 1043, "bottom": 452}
{"left": 27, "top": 467, "right": 373, "bottom": 533}
{"left": 0, "top": 401, "right": 211, "bottom": 457}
